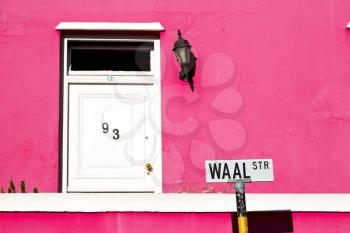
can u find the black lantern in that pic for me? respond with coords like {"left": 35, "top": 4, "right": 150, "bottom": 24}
{"left": 173, "top": 30, "right": 197, "bottom": 92}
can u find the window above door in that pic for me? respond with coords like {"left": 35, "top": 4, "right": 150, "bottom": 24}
{"left": 67, "top": 40, "right": 155, "bottom": 76}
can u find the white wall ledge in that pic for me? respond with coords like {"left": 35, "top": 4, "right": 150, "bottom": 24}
{"left": 56, "top": 22, "right": 164, "bottom": 31}
{"left": 0, "top": 193, "right": 350, "bottom": 213}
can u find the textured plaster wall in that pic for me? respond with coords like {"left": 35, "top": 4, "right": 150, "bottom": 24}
{"left": 1, "top": 212, "right": 350, "bottom": 233}
{"left": 1, "top": 0, "right": 350, "bottom": 193}
{"left": 0, "top": 0, "right": 350, "bottom": 193}
{"left": 1, "top": 0, "right": 350, "bottom": 232}
{"left": 0, "top": 213, "right": 232, "bottom": 233}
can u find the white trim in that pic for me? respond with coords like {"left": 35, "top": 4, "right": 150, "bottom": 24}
{"left": 347, "top": 22, "right": 350, "bottom": 28}
{"left": 64, "top": 76, "right": 158, "bottom": 84}
{"left": 61, "top": 35, "right": 162, "bottom": 193}
{"left": 56, "top": 22, "right": 164, "bottom": 31}
{"left": 61, "top": 38, "right": 68, "bottom": 193}
{"left": 0, "top": 194, "right": 350, "bottom": 212}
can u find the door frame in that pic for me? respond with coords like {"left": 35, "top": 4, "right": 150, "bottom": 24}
{"left": 60, "top": 34, "right": 162, "bottom": 193}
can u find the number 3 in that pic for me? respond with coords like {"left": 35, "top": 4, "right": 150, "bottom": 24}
{"left": 112, "top": 129, "right": 120, "bottom": 140}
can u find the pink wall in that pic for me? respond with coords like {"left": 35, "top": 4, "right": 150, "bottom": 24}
{"left": 0, "top": 213, "right": 232, "bottom": 233}
{"left": 1, "top": 0, "right": 350, "bottom": 193}
{"left": 1, "top": 0, "right": 350, "bottom": 232}
{"left": 1, "top": 212, "right": 350, "bottom": 233}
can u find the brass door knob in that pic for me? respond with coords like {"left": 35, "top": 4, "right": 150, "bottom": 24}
{"left": 145, "top": 163, "right": 153, "bottom": 175}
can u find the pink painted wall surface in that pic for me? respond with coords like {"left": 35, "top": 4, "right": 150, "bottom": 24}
{"left": 1, "top": 212, "right": 350, "bottom": 233}
{"left": 1, "top": 1, "right": 350, "bottom": 232}
{"left": 1, "top": 0, "right": 350, "bottom": 194}
{"left": 0, "top": 213, "right": 232, "bottom": 233}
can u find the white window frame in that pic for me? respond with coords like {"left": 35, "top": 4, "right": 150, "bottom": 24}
{"left": 59, "top": 25, "right": 163, "bottom": 193}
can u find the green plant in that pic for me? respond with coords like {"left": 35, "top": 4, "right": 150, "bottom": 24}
{"left": 0, "top": 178, "right": 39, "bottom": 193}
{"left": 9, "top": 178, "right": 16, "bottom": 193}
{"left": 20, "top": 180, "right": 26, "bottom": 193}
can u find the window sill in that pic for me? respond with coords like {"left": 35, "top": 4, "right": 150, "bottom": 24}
{"left": 0, "top": 193, "right": 349, "bottom": 212}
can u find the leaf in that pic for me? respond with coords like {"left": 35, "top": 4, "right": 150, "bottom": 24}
{"left": 20, "top": 180, "right": 26, "bottom": 193}
{"left": 9, "top": 178, "right": 16, "bottom": 193}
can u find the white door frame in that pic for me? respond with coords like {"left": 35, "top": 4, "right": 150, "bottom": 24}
{"left": 60, "top": 35, "right": 162, "bottom": 193}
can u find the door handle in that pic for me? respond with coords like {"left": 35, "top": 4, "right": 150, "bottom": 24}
{"left": 145, "top": 163, "right": 153, "bottom": 175}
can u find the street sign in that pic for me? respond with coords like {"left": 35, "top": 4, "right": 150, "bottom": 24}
{"left": 205, "top": 159, "right": 274, "bottom": 182}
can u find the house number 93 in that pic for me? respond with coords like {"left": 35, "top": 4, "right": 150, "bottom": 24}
{"left": 102, "top": 123, "right": 120, "bottom": 140}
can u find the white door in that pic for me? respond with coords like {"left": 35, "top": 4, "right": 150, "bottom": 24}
{"left": 67, "top": 84, "right": 158, "bottom": 192}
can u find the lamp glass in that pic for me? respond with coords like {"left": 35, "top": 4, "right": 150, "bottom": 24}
{"left": 175, "top": 46, "right": 191, "bottom": 65}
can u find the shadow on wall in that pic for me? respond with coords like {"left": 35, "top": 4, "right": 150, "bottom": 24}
{"left": 231, "top": 211, "right": 293, "bottom": 233}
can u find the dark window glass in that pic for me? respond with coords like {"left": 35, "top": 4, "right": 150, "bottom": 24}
{"left": 68, "top": 41, "right": 153, "bottom": 72}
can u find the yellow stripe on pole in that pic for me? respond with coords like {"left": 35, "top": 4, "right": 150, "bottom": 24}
{"left": 238, "top": 216, "right": 249, "bottom": 233}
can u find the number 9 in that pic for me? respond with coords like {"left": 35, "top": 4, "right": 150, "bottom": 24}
{"left": 102, "top": 123, "right": 109, "bottom": 133}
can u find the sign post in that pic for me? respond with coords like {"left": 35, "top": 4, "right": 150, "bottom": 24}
{"left": 235, "top": 179, "right": 249, "bottom": 233}
{"left": 205, "top": 159, "right": 274, "bottom": 233}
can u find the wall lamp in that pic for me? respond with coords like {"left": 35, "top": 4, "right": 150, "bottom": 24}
{"left": 172, "top": 30, "right": 197, "bottom": 92}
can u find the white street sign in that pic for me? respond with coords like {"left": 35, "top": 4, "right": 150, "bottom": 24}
{"left": 205, "top": 159, "right": 274, "bottom": 183}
